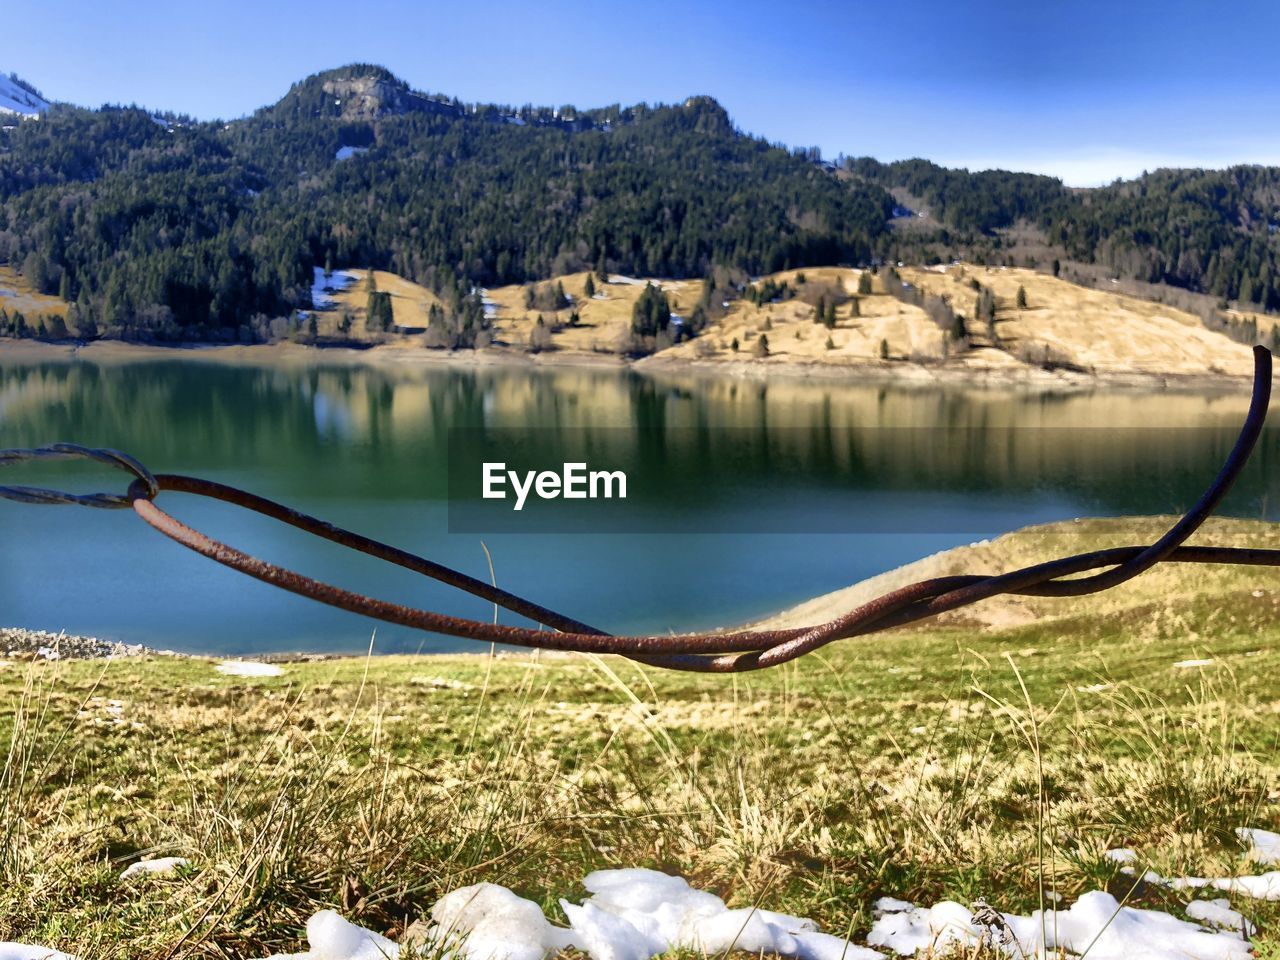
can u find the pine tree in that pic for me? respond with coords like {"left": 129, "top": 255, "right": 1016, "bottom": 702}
{"left": 879, "top": 338, "right": 889, "bottom": 360}
{"left": 848, "top": 297, "right": 860, "bottom": 318}
{"left": 1239, "top": 274, "right": 1255, "bottom": 306}
{"left": 595, "top": 251, "right": 609, "bottom": 284}
{"left": 1016, "top": 285, "right": 1027, "bottom": 309}
{"left": 858, "top": 272, "right": 873, "bottom": 295}
{"left": 825, "top": 335, "right": 835, "bottom": 350}
{"left": 730, "top": 337, "right": 739, "bottom": 352}
{"left": 584, "top": 274, "right": 596, "bottom": 299}
{"left": 752, "top": 334, "right": 769, "bottom": 358}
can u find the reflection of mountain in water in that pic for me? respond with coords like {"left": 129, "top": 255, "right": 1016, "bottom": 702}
{"left": 0, "top": 359, "right": 1273, "bottom": 521}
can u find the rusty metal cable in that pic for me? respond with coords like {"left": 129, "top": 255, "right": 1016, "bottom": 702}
{"left": 2, "top": 345, "right": 1277, "bottom": 672}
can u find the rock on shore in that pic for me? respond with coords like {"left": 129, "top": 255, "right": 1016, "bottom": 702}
{"left": 0, "top": 627, "right": 149, "bottom": 661}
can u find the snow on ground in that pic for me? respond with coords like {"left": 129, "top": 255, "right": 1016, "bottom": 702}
{"left": 0, "top": 946, "right": 77, "bottom": 960}
{"left": 1186, "top": 899, "right": 1255, "bottom": 937}
{"left": 311, "top": 268, "right": 357, "bottom": 310}
{"left": 262, "top": 911, "right": 398, "bottom": 960}
{"left": 120, "top": 856, "right": 189, "bottom": 880}
{"left": 216, "top": 660, "right": 285, "bottom": 678}
{"left": 5, "top": 859, "right": 1269, "bottom": 960}
{"left": 1240, "top": 827, "right": 1280, "bottom": 865}
{"left": 867, "top": 892, "right": 1253, "bottom": 958}
{"left": 334, "top": 145, "right": 369, "bottom": 161}
{"left": 1168, "top": 872, "right": 1280, "bottom": 900}
{"left": 250, "top": 862, "right": 1275, "bottom": 960}
{"left": 607, "top": 275, "right": 647, "bottom": 286}
{"left": 0, "top": 75, "right": 49, "bottom": 117}
{"left": 1108, "top": 834, "right": 1280, "bottom": 900}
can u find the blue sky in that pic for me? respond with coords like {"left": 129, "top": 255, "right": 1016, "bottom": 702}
{"left": 7, "top": 0, "right": 1280, "bottom": 186}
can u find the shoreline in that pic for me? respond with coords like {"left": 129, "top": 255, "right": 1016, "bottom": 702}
{"left": 0, "top": 337, "right": 1259, "bottom": 393}
{"left": 11, "top": 515, "right": 1278, "bottom": 663}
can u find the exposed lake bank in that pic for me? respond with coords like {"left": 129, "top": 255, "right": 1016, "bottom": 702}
{"left": 0, "top": 336, "right": 1261, "bottom": 393}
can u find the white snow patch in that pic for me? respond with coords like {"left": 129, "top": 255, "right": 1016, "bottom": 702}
{"left": 0, "top": 75, "right": 49, "bottom": 118}
{"left": 432, "top": 883, "right": 575, "bottom": 959}
{"left": 261, "top": 910, "right": 398, "bottom": 960}
{"left": 216, "top": 660, "right": 284, "bottom": 678}
{"left": 1174, "top": 658, "right": 1215, "bottom": 669}
{"left": 120, "top": 856, "right": 188, "bottom": 879}
{"left": 311, "top": 268, "right": 357, "bottom": 310}
{"left": 0, "top": 945, "right": 77, "bottom": 960}
{"left": 1113, "top": 831, "right": 1280, "bottom": 900}
{"left": 1075, "top": 682, "right": 1112, "bottom": 693}
{"left": 607, "top": 275, "right": 646, "bottom": 286}
{"left": 1167, "top": 872, "right": 1280, "bottom": 900}
{"left": 263, "top": 870, "right": 881, "bottom": 960}
{"left": 866, "top": 890, "right": 1251, "bottom": 959}
{"left": 35, "top": 646, "right": 60, "bottom": 661}
{"left": 1238, "top": 827, "right": 1280, "bottom": 865}
{"left": 335, "top": 145, "right": 369, "bottom": 161}
{"left": 256, "top": 867, "right": 1274, "bottom": 960}
{"left": 1185, "top": 898, "right": 1254, "bottom": 936}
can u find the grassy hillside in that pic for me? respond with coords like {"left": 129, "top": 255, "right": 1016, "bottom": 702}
{"left": 0, "top": 264, "right": 68, "bottom": 320}
{"left": 297, "top": 263, "right": 1267, "bottom": 381}
{"left": 4, "top": 518, "right": 1280, "bottom": 956}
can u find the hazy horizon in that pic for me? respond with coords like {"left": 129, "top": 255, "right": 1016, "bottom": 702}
{"left": 7, "top": 0, "right": 1280, "bottom": 187}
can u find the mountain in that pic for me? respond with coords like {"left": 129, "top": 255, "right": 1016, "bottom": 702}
{"left": 0, "top": 64, "right": 1278, "bottom": 345}
{"left": 0, "top": 65, "right": 892, "bottom": 340}
{"left": 0, "top": 73, "right": 48, "bottom": 117}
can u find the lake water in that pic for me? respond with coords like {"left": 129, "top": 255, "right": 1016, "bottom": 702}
{"left": 1, "top": 354, "right": 1276, "bottom": 655}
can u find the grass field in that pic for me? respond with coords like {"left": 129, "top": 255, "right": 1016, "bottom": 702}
{"left": 0, "top": 264, "right": 70, "bottom": 322}
{"left": 322, "top": 269, "right": 446, "bottom": 340}
{"left": 4, "top": 518, "right": 1280, "bottom": 958}
{"left": 900, "top": 266, "right": 1257, "bottom": 377}
{"left": 482, "top": 265, "right": 1263, "bottom": 379}
{"left": 486, "top": 273, "right": 706, "bottom": 353}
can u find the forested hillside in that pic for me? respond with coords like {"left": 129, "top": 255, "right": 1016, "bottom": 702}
{"left": 2, "top": 64, "right": 1280, "bottom": 344}
{"left": 0, "top": 66, "right": 892, "bottom": 341}
{"left": 855, "top": 158, "right": 1280, "bottom": 311}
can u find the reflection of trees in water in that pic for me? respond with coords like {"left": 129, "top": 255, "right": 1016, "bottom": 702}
{"left": 1, "top": 360, "right": 1275, "bottom": 517}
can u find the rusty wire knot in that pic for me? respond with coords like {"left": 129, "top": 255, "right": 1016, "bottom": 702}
{"left": 3, "top": 346, "right": 1279, "bottom": 672}
{"left": 0, "top": 442, "right": 159, "bottom": 509}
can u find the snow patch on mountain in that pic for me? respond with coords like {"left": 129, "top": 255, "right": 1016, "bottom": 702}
{"left": 312, "top": 267, "right": 357, "bottom": 310}
{"left": 0, "top": 74, "right": 49, "bottom": 117}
